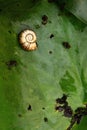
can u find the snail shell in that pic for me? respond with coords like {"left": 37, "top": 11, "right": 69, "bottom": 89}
{"left": 18, "top": 29, "right": 37, "bottom": 51}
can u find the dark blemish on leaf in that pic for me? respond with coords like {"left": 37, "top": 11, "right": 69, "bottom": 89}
{"left": 27, "top": 104, "right": 32, "bottom": 111}
{"left": 18, "top": 114, "right": 22, "bottom": 117}
{"left": 44, "top": 117, "right": 48, "bottom": 122}
{"left": 67, "top": 111, "right": 83, "bottom": 130}
{"left": 42, "top": 15, "right": 48, "bottom": 25}
{"left": 76, "top": 106, "right": 87, "bottom": 113}
{"left": 50, "top": 34, "right": 54, "bottom": 38}
{"left": 8, "top": 30, "right": 11, "bottom": 34}
{"left": 55, "top": 94, "right": 72, "bottom": 117}
{"left": 55, "top": 94, "right": 73, "bottom": 117}
{"left": 62, "top": 42, "right": 71, "bottom": 49}
{"left": 55, "top": 106, "right": 64, "bottom": 112}
{"left": 35, "top": 24, "right": 40, "bottom": 29}
{"left": 6, "top": 60, "right": 17, "bottom": 70}
{"left": 56, "top": 94, "right": 87, "bottom": 130}
{"left": 36, "top": 42, "right": 38, "bottom": 48}
{"left": 56, "top": 94, "right": 68, "bottom": 104}
{"left": 49, "top": 20, "right": 52, "bottom": 23}
{"left": 49, "top": 50, "right": 53, "bottom": 54}
{"left": 64, "top": 106, "right": 73, "bottom": 118}
{"left": 42, "top": 107, "right": 45, "bottom": 110}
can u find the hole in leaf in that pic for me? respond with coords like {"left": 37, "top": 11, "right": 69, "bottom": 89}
{"left": 44, "top": 117, "right": 48, "bottom": 122}
{"left": 27, "top": 104, "right": 32, "bottom": 111}
{"left": 62, "top": 42, "right": 71, "bottom": 49}
{"left": 50, "top": 34, "right": 54, "bottom": 38}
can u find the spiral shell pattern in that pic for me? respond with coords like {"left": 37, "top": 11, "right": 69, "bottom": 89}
{"left": 19, "top": 29, "right": 37, "bottom": 51}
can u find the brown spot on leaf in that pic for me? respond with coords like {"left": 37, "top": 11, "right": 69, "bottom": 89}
{"left": 62, "top": 42, "right": 71, "bottom": 49}
{"left": 42, "top": 107, "right": 45, "bottom": 110}
{"left": 27, "top": 104, "right": 32, "bottom": 111}
{"left": 42, "top": 15, "right": 48, "bottom": 25}
{"left": 18, "top": 114, "right": 22, "bottom": 117}
{"left": 56, "top": 94, "right": 68, "bottom": 104}
{"left": 49, "top": 50, "right": 53, "bottom": 54}
{"left": 6, "top": 60, "right": 17, "bottom": 70}
{"left": 44, "top": 117, "right": 48, "bottom": 122}
{"left": 35, "top": 24, "right": 40, "bottom": 29}
{"left": 50, "top": 34, "right": 54, "bottom": 38}
{"left": 55, "top": 105, "right": 64, "bottom": 112}
{"left": 8, "top": 30, "right": 11, "bottom": 34}
{"left": 64, "top": 106, "right": 73, "bottom": 118}
{"left": 55, "top": 94, "right": 87, "bottom": 130}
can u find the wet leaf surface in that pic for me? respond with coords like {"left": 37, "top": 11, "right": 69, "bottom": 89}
{"left": 0, "top": 0, "right": 87, "bottom": 130}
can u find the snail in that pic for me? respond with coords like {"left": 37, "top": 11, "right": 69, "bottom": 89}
{"left": 18, "top": 29, "right": 37, "bottom": 51}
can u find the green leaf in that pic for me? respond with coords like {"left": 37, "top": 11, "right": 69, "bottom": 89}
{"left": 66, "top": 0, "right": 87, "bottom": 24}
{"left": 0, "top": 0, "right": 87, "bottom": 130}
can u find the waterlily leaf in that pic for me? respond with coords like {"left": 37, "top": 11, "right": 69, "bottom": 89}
{"left": 0, "top": 0, "right": 87, "bottom": 130}
{"left": 66, "top": 0, "right": 87, "bottom": 24}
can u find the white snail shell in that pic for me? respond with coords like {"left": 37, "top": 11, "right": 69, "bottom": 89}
{"left": 19, "top": 29, "right": 37, "bottom": 51}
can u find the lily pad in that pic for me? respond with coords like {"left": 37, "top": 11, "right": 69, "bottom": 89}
{"left": 0, "top": 0, "right": 87, "bottom": 130}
